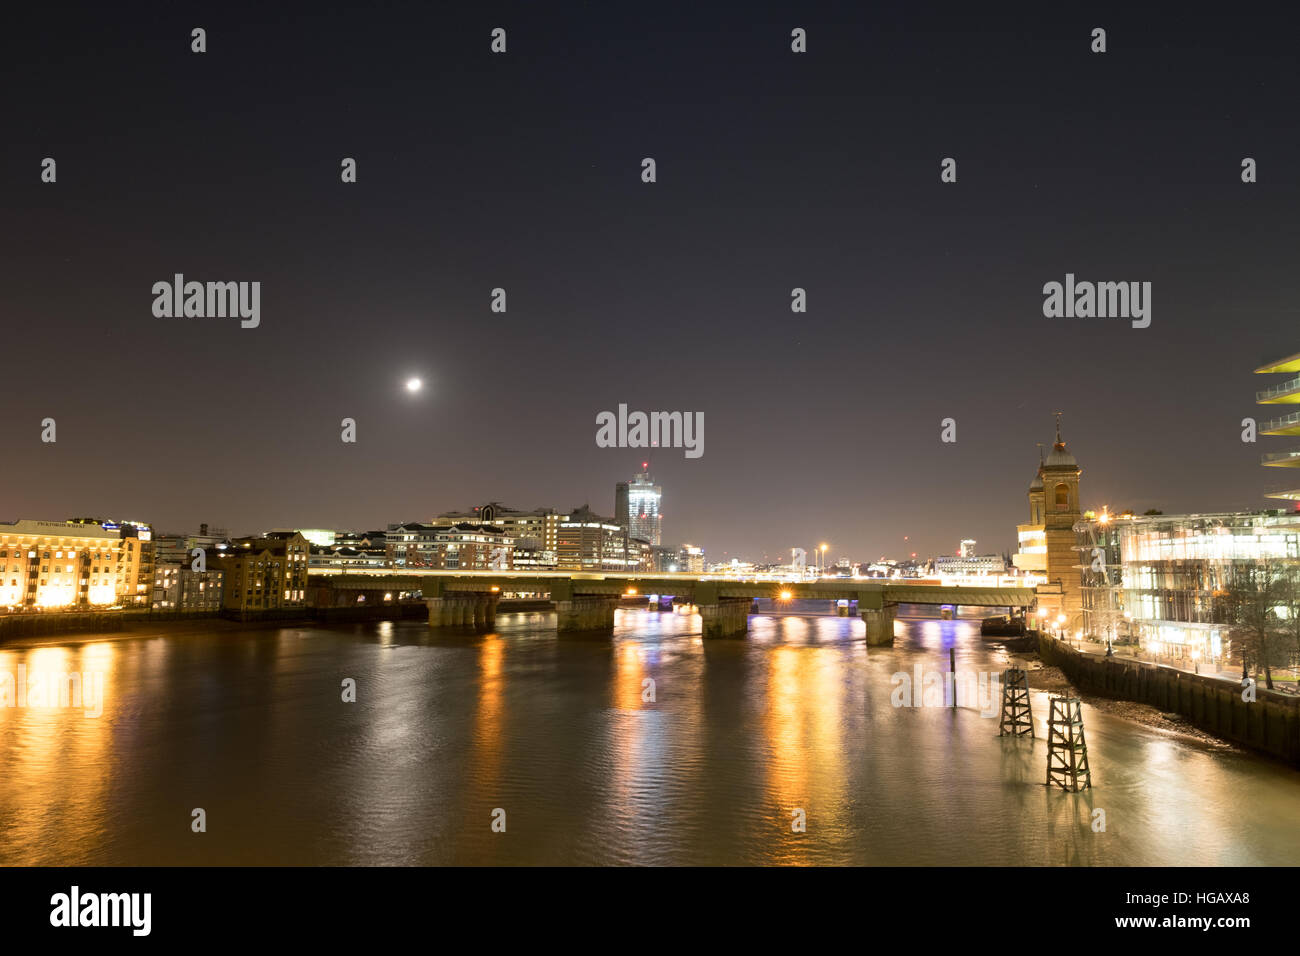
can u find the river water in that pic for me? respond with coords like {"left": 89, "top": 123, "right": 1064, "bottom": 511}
{"left": 1, "top": 607, "right": 1296, "bottom": 865}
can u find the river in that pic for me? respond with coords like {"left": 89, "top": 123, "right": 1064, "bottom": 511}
{"left": 1, "top": 607, "right": 1296, "bottom": 865}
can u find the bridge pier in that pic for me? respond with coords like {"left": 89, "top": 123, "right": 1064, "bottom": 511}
{"left": 426, "top": 592, "right": 497, "bottom": 632}
{"left": 700, "top": 597, "right": 751, "bottom": 639}
{"left": 554, "top": 594, "right": 618, "bottom": 634}
{"left": 860, "top": 605, "right": 896, "bottom": 645}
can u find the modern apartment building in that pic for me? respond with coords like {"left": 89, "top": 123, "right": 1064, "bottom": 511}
{"left": 1254, "top": 349, "right": 1300, "bottom": 501}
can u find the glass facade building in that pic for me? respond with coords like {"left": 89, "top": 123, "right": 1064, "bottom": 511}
{"left": 623, "top": 469, "right": 662, "bottom": 546}
{"left": 1076, "top": 511, "right": 1300, "bottom": 662}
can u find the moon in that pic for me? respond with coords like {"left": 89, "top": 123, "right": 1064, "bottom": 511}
{"left": 405, "top": 377, "right": 422, "bottom": 394}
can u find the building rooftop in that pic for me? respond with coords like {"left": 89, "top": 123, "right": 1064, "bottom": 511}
{"left": 1043, "top": 441, "right": 1078, "bottom": 469}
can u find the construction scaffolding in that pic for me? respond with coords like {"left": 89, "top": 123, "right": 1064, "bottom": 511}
{"left": 1046, "top": 696, "right": 1092, "bottom": 792}
{"left": 998, "top": 668, "right": 1034, "bottom": 737}
{"left": 1073, "top": 515, "right": 1127, "bottom": 647}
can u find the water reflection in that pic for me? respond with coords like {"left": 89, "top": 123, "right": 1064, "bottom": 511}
{"left": 0, "top": 607, "right": 1297, "bottom": 865}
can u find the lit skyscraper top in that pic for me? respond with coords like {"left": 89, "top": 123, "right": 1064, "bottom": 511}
{"left": 617, "top": 464, "right": 662, "bottom": 546}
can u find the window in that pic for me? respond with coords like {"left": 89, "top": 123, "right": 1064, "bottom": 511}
{"left": 1055, "top": 483, "right": 1069, "bottom": 507}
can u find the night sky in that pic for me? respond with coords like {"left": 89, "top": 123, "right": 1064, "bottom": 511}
{"left": 6, "top": 2, "right": 1300, "bottom": 563}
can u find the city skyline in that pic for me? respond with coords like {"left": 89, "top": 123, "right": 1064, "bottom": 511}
{"left": 6, "top": 414, "right": 1294, "bottom": 565}
{"left": 6, "top": 7, "right": 1299, "bottom": 569}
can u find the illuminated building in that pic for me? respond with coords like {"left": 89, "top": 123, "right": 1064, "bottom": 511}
{"left": 435, "top": 524, "right": 513, "bottom": 570}
{"left": 1012, "top": 420, "right": 1084, "bottom": 623}
{"left": 68, "top": 518, "right": 154, "bottom": 606}
{"left": 388, "top": 522, "right": 512, "bottom": 570}
{"left": 308, "top": 545, "right": 389, "bottom": 571}
{"left": 616, "top": 466, "right": 661, "bottom": 546}
{"left": 273, "top": 528, "right": 337, "bottom": 547}
{"left": 334, "top": 529, "right": 387, "bottom": 550}
{"left": 1013, "top": 457, "right": 1047, "bottom": 579}
{"left": 149, "top": 527, "right": 229, "bottom": 610}
{"left": 433, "top": 503, "right": 647, "bottom": 571}
{"left": 556, "top": 506, "right": 643, "bottom": 571}
{"left": 959, "top": 538, "right": 976, "bottom": 558}
{"left": 435, "top": 504, "right": 561, "bottom": 556}
{"left": 1254, "top": 350, "right": 1300, "bottom": 502}
{"left": 626, "top": 536, "right": 652, "bottom": 572}
{"left": 650, "top": 544, "right": 677, "bottom": 572}
{"left": 510, "top": 545, "right": 558, "bottom": 569}
{"left": 677, "top": 544, "right": 705, "bottom": 574}
{"left": 215, "top": 531, "right": 310, "bottom": 612}
{"left": 1073, "top": 509, "right": 1127, "bottom": 646}
{"left": 386, "top": 523, "right": 442, "bottom": 567}
{"left": 1077, "top": 510, "right": 1300, "bottom": 661}
{"left": 152, "top": 561, "right": 225, "bottom": 611}
{"left": 0, "top": 519, "right": 146, "bottom": 609}
{"left": 934, "top": 553, "right": 1006, "bottom": 577}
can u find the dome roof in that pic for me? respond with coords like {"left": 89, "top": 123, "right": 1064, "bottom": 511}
{"left": 1043, "top": 441, "right": 1078, "bottom": 469}
{"left": 1029, "top": 469, "right": 1044, "bottom": 491}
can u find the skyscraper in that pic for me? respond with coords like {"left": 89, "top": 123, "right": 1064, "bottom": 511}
{"left": 616, "top": 464, "right": 662, "bottom": 546}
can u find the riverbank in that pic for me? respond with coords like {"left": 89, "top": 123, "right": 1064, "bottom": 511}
{"left": 1006, "top": 631, "right": 1300, "bottom": 767}
{"left": 1012, "top": 654, "right": 1234, "bottom": 751}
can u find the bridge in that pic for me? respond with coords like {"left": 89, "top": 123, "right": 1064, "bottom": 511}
{"left": 307, "top": 570, "right": 1036, "bottom": 644}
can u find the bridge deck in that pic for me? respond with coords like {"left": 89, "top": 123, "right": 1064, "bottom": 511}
{"left": 309, "top": 569, "right": 1035, "bottom": 608}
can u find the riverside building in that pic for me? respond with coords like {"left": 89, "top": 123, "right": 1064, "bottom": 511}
{"left": 1075, "top": 510, "right": 1300, "bottom": 663}
{"left": 215, "top": 531, "right": 310, "bottom": 613}
{"left": 0, "top": 519, "right": 148, "bottom": 610}
{"left": 1012, "top": 420, "right": 1083, "bottom": 623}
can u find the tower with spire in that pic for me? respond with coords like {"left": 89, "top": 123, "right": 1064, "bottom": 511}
{"left": 1028, "top": 444, "right": 1046, "bottom": 526}
{"left": 1040, "top": 413, "right": 1083, "bottom": 624}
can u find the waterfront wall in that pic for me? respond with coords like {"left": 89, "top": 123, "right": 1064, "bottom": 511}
{"left": 1036, "top": 632, "right": 1300, "bottom": 767}
{"left": 0, "top": 611, "right": 126, "bottom": 639}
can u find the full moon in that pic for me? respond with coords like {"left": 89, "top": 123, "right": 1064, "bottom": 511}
{"left": 405, "top": 377, "right": 422, "bottom": 393}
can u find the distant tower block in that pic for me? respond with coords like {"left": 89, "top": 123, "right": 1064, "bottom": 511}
{"left": 1045, "top": 696, "right": 1092, "bottom": 791}
{"left": 998, "top": 668, "right": 1035, "bottom": 737}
